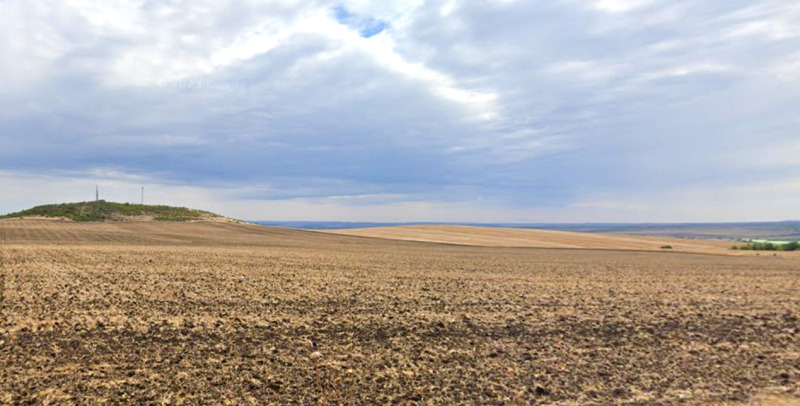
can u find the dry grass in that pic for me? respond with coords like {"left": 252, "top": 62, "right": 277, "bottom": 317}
{"left": 0, "top": 220, "right": 798, "bottom": 404}
{"left": 327, "top": 225, "right": 800, "bottom": 257}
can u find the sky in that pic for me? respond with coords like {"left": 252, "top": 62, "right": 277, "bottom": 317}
{"left": 0, "top": 0, "right": 798, "bottom": 222}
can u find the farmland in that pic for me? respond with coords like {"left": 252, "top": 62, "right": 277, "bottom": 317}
{"left": 1, "top": 219, "right": 799, "bottom": 405}
{"left": 328, "top": 225, "right": 800, "bottom": 258}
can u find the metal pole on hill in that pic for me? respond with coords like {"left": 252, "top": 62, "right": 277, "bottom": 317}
{"left": 141, "top": 187, "right": 144, "bottom": 205}
{"left": 96, "top": 186, "right": 99, "bottom": 202}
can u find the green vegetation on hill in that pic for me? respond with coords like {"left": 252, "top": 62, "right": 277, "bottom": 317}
{"left": 732, "top": 241, "right": 800, "bottom": 251}
{"left": 0, "top": 201, "right": 222, "bottom": 222}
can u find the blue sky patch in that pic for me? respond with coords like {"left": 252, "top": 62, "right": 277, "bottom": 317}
{"left": 332, "top": 5, "right": 388, "bottom": 38}
{"left": 332, "top": 5, "right": 354, "bottom": 24}
{"left": 359, "top": 18, "right": 387, "bottom": 38}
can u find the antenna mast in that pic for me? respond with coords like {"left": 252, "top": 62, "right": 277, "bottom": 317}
{"left": 141, "top": 186, "right": 144, "bottom": 205}
{"left": 96, "top": 185, "right": 99, "bottom": 202}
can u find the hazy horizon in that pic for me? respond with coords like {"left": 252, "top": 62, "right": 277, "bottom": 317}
{"left": 1, "top": 1, "right": 798, "bottom": 223}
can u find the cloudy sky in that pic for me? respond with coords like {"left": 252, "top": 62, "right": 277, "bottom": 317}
{"left": 1, "top": 0, "right": 798, "bottom": 222}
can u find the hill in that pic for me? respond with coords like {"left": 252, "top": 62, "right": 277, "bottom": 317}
{"left": 0, "top": 218, "right": 389, "bottom": 246}
{"left": 0, "top": 200, "right": 231, "bottom": 222}
{"left": 325, "top": 224, "right": 800, "bottom": 257}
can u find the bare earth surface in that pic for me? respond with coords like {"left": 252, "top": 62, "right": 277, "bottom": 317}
{"left": 0, "top": 220, "right": 798, "bottom": 405}
{"left": 327, "top": 225, "right": 800, "bottom": 258}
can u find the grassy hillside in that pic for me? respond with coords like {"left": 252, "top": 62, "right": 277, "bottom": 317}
{"left": 0, "top": 200, "right": 223, "bottom": 222}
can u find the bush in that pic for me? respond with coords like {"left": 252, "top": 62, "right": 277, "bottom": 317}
{"left": 660, "top": 245, "right": 673, "bottom": 249}
{"left": 737, "top": 241, "right": 799, "bottom": 252}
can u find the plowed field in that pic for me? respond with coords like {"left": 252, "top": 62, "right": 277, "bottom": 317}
{"left": 327, "top": 225, "right": 799, "bottom": 257}
{"left": 0, "top": 220, "right": 798, "bottom": 405}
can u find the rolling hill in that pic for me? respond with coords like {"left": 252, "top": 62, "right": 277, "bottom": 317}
{"left": 325, "top": 224, "right": 799, "bottom": 257}
{"left": 2, "top": 203, "right": 796, "bottom": 257}
{"left": 0, "top": 200, "right": 233, "bottom": 222}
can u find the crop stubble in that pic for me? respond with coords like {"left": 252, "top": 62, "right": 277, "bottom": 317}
{"left": 0, "top": 220, "right": 798, "bottom": 405}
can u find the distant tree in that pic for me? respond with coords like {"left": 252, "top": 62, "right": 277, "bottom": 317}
{"left": 738, "top": 241, "right": 799, "bottom": 251}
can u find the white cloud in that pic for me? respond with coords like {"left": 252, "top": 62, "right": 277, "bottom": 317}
{"left": 768, "top": 53, "right": 800, "bottom": 82}
{"left": 593, "top": 0, "right": 656, "bottom": 14}
{"left": 1, "top": 0, "right": 799, "bottom": 222}
{"left": 571, "top": 200, "right": 645, "bottom": 211}
{"left": 327, "top": 16, "right": 500, "bottom": 119}
{"left": 543, "top": 60, "right": 625, "bottom": 83}
{"left": 725, "top": 18, "right": 800, "bottom": 41}
{"left": 639, "top": 63, "right": 732, "bottom": 81}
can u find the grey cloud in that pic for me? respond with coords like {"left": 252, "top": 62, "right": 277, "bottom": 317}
{"left": 0, "top": 0, "right": 798, "bottom": 220}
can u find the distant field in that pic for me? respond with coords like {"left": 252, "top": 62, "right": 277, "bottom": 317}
{"left": 327, "top": 225, "right": 800, "bottom": 257}
{"left": 1, "top": 220, "right": 798, "bottom": 404}
{"left": 256, "top": 220, "right": 800, "bottom": 241}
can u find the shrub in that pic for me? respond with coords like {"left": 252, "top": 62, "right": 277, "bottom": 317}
{"left": 737, "top": 241, "right": 799, "bottom": 252}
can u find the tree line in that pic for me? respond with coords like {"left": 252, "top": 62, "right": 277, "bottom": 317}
{"left": 733, "top": 241, "right": 800, "bottom": 251}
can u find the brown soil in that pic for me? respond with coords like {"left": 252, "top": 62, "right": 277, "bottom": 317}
{"left": 0, "top": 220, "right": 798, "bottom": 405}
{"left": 327, "top": 225, "right": 800, "bottom": 258}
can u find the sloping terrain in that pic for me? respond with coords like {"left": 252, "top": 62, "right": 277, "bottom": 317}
{"left": 0, "top": 218, "right": 376, "bottom": 247}
{"left": 327, "top": 225, "right": 799, "bottom": 257}
{"left": 0, "top": 220, "right": 798, "bottom": 405}
{"left": 0, "top": 200, "right": 230, "bottom": 222}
